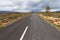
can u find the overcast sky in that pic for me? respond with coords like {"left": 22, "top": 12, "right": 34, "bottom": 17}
{"left": 0, "top": 0, "right": 60, "bottom": 12}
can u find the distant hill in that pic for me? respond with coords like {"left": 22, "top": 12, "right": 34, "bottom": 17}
{"left": 0, "top": 10, "right": 60, "bottom": 13}
{"left": 54, "top": 11, "right": 60, "bottom": 13}
{"left": 0, "top": 11, "right": 12, "bottom": 14}
{"left": 0, "top": 11, "right": 20, "bottom": 14}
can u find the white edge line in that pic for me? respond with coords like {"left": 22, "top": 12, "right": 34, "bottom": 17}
{"left": 20, "top": 26, "right": 28, "bottom": 40}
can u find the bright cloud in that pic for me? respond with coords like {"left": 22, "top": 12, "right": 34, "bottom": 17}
{"left": 0, "top": 6, "right": 20, "bottom": 11}
{"left": 0, "top": 0, "right": 60, "bottom": 12}
{"left": 0, "top": 1, "right": 15, "bottom": 6}
{"left": 0, "top": 0, "right": 42, "bottom": 12}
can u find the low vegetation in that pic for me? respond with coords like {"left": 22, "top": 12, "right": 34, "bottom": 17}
{"left": 0, "top": 12, "right": 30, "bottom": 29}
{"left": 38, "top": 12, "right": 60, "bottom": 31}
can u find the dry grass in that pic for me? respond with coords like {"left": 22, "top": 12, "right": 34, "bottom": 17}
{"left": 38, "top": 12, "right": 60, "bottom": 31}
{"left": 0, "top": 12, "right": 30, "bottom": 29}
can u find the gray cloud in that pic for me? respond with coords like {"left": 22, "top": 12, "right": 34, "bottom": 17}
{"left": 0, "top": 0, "right": 60, "bottom": 12}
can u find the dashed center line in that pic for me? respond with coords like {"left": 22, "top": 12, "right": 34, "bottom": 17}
{"left": 20, "top": 26, "right": 28, "bottom": 40}
{"left": 31, "top": 17, "right": 32, "bottom": 20}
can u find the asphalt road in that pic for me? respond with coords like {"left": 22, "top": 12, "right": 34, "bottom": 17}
{"left": 23, "top": 13, "right": 60, "bottom": 40}
{"left": 0, "top": 13, "right": 60, "bottom": 40}
{"left": 0, "top": 14, "right": 31, "bottom": 40}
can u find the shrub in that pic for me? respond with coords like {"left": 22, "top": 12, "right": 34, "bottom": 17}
{"left": 0, "top": 26, "right": 4, "bottom": 29}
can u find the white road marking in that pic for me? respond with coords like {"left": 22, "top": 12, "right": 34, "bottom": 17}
{"left": 20, "top": 26, "right": 28, "bottom": 40}
{"left": 31, "top": 17, "right": 32, "bottom": 20}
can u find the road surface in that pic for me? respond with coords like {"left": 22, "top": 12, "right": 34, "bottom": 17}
{"left": 0, "top": 13, "right": 60, "bottom": 40}
{"left": 23, "top": 13, "right": 60, "bottom": 40}
{"left": 0, "top": 15, "right": 31, "bottom": 40}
